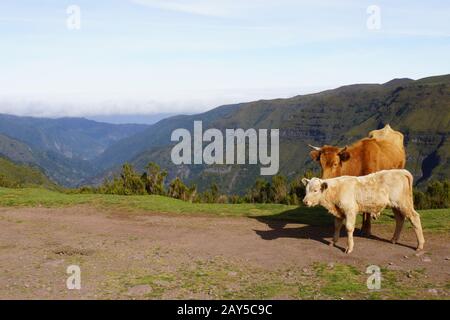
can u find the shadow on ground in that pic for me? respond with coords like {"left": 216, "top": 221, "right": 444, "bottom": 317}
{"left": 251, "top": 206, "right": 415, "bottom": 251}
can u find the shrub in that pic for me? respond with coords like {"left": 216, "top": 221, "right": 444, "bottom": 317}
{"left": 414, "top": 180, "right": 450, "bottom": 209}
{"left": 0, "top": 174, "right": 20, "bottom": 188}
{"left": 168, "top": 177, "right": 196, "bottom": 202}
{"left": 99, "top": 163, "right": 146, "bottom": 195}
{"left": 201, "top": 183, "right": 221, "bottom": 203}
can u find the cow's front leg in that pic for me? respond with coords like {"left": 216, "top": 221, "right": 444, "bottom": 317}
{"left": 331, "top": 217, "right": 344, "bottom": 246}
{"left": 391, "top": 208, "right": 405, "bottom": 244}
{"left": 361, "top": 212, "right": 372, "bottom": 236}
{"left": 345, "top": 212, "right": 357, "bottom": 254}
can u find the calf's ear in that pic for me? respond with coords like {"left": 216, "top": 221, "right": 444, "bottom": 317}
{"left": 321, "top": 182, "right": 328, "bottom": 192}
{"left": 310, "top": 150, "right": 321, "bottom": 162}
{"left": 301, "top": 178, "right": 310, "bottom": 186}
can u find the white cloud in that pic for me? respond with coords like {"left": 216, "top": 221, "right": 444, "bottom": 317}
{"left": 130, "top": 0, "right": 236, "bottom": 17}
{"left": 128, "top": 0, "right": 346, "bottom": 18}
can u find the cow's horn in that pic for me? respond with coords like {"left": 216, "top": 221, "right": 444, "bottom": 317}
{"left": 308, "top": 144, "right": 321, "bottom": 151}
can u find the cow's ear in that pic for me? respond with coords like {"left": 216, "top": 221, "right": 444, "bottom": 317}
{"left": 338, "top": 148, "right": 350, "bottom": 162}
{"left": 310, "top": 150, "right": 321, "bottom": 162}
{"left": 321, "top": 182, "right": 328, "bottom": 192}
{"left": 301, "top": 178, "right": 310, "bottom": 186}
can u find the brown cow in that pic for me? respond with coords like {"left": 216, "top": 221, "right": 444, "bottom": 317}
{"left": 308, "top": 124, "right": 406, "bottom": 235}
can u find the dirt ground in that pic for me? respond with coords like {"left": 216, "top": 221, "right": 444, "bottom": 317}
{"left": 0, "top": 206, "right": 448, "bottom": 299}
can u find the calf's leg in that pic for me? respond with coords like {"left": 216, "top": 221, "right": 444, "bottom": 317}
{"left": 391, "top": 208, "right": 405, "bottom": 244}
{"left": 408, "top": 210, "right": 425, "bottom": 251}
{"left": 331, "top": 217, "right": 344, "bottom": 246}
{"left": 345, "top": 213, "right": 357, "bottom": 254}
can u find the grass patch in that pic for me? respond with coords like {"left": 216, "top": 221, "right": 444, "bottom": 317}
{"left": 374, "top": 209, "right": 450, "bottom": 233}
{"left": 313, "top": 263, "right": 366, "bottom": 298}
{"left": 0, "top": 187, "right": 448, "bottom": 233}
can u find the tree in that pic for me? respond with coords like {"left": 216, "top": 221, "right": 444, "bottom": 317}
{"left": 270, "top": 175, "right": 288, "bottom": 204}
{"left": 142, "top": 162, "right": 167, "bottom": 195}
{"left": 119, "top": 163, "right": 146, "bottom": 195}
{"left": 245, "top": 178, "right": 270, "bottom": 203}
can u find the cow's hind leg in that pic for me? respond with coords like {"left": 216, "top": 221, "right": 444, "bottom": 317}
{"left": 345, "top": 212, "right": 357, "bottom": 254}
{"left": 391, "top": 208, "right": 405, "bottom": 244}
{"left": 408, "top": 209, "right": 425, "bottom": 251}
{"left": 331, "top": 217, "right": 344, "bottom": 246}
{"left": 361, "top": 212, "right": 372, "bottom": 236}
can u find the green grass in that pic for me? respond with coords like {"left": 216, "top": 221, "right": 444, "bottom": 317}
{"left": 0, "top": 187, "right": 296, "bottom": 217}
{"left": 373, "top": 209, "right": 450, "bottom": 233}
{"left": 0, "top": 187, "right": 448, "bottom": 233}
{"left": 0, "top": 187, "right": 99, "bottom": 207}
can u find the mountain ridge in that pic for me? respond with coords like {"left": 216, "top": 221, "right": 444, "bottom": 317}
{"left": 91, "top": 74, "right": 449, "bottom": 193}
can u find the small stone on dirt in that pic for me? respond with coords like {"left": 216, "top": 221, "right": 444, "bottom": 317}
{"left": 327, "top": 262, "right": 335, "bottom": 269}
{"left": 422, "top": 256, "right": 432, "bottom": 263}
{"left": 403, "top": 255, "right": 409, "bottom": 259}
{"left": 43, "top": 259, "right": 65, "bottom": 268}
{"left": 387, "top": 265, "right": 402, "bottom": 271}
{"left": 427, "top": 288, "right": 438, "bottom": 295}
{"left": 53, "top": 246, "right": 93, "bottom": 256}
{"left": 154, "top": 280, "right": 170, "bottom": 287}
{"left": 127, "top": 285, "right": 152, "bottom": 296}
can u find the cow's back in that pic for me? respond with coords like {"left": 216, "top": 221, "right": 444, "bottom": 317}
{"left": 368, "top": 124, "right": 406, "bottom": 168}
{"left": 369, "top": 124, "right": 404, "bottom": 147}
{"left": 342, "top": 138, "right": 406, "bottom": 176}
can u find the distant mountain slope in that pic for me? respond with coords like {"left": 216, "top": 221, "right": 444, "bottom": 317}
{"left": 0, "top": 156, "right": 55, "bottom": 188}
{"left": 93, "top": 105, "right": 239, "bottom": 170}
{"left": 0, "top": 114, "right": 149, "bottom": 160}
{"left": 0, "top": 116, "right": 149, "bottom": 187}
{"left": 0, "top": 134, "right": 97, "bottom": 186}
{"left": 0, "top": 134, "right": 35, "bottom": 163}
{"left": 93, "top": 74, "right": 450, "bottom": 193}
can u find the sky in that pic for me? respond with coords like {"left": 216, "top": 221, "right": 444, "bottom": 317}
{"left": 0, "top": 0, "right": 449, "bottom": 119}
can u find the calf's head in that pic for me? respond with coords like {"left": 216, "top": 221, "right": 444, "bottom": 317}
{"left": 301, "top": 177, "right": 328, "bottom": 207}
{"left": 308, "top": 144, "right": 350, "bottom": 178}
